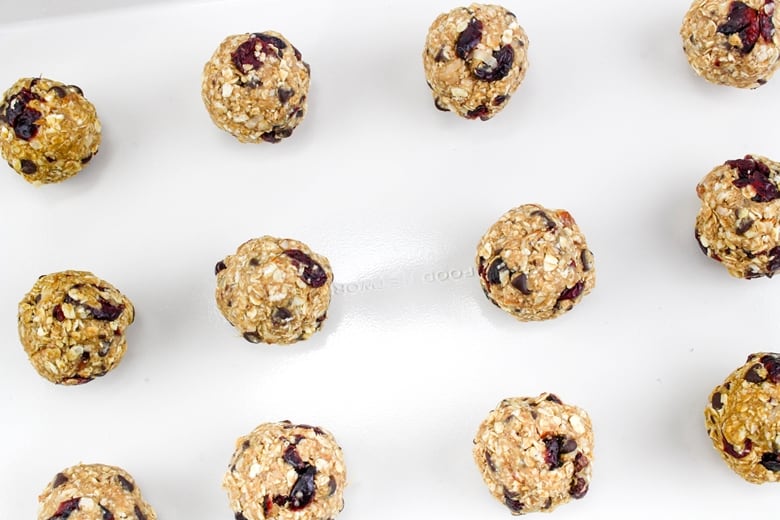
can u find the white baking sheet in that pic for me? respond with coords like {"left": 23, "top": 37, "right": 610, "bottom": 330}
{"left": 2, "top": 0, "right": 780, "bottom": 518}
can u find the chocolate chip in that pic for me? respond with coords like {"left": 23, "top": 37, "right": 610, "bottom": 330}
{"left": 51, "top": 473, "right": 68, "bottom": 488}
{"left": 569, "top": 477, "right": 589, "bottom": 499}
{"left": 561, "top": 438, "right": 577, "bottom": 454}
{"left": 573, "top": 452, "right": 590, "bottom": 472}
{"left": 531, "top": 210, "right": 557, "bottom": 231}
{"left": 278, "top": 87, "right": 294, "bottom": 104}
{"left": 134, "top": 505, "right": 147, "bottom": 520}
{"left": 760, "top": 452, "right": 780, "bottom": 472}
{"left": 511, "top": 273, "right": 531, "bottom": 294}
{"left": 243, "top": 331, "right": 262, "bottom": 343}
{"left": 493, "top": 94, "right": 508, "bottom": 106}
{"left": 19, "top": 159, "right": 37, "bottom": 174}
{"left": 474, "top": 45, "right": 515, "bottom": 82}
{"left": 580, "top": 249, "right": 594, "bottom": 271}
{"left": 80, "top": 153, "right": 93, "bottom": 164}
{"left": 434, "top": 98, "right": 450, "bottom": 111}
{"left": 53, "top": 305, "right": 65, "bottom": 321}
{"left": 465, "top": 104, "right": 489, "bottom": 120}
{"left": 546, "top": 393, "right": 563, "bottom": 404}
{"left": 235, "top": 512, "right": 249, "bottom": 520}
{"left": 289, "top": 465, "right": 317, "bottom": 510}
{"left": 434, "top": 46, "right": 448, "bottom": 62}
{"left": 485, "top": 451, "right": 497, "bottom": 472}
{"left": 327, "top": 475, "right": 337, "bottom": 496}
{"left": 283, "top": 444, "right": 306, "bottom": 470}
{"left": 215, "top": 260, "right": 227, "bottom": 275}
{"left": 486, "top": 257, "right": 507, "bottom": 284}
{"left": 502, "top": 488, "right": 523, "bottom": 513}
{"left": 68, "top": 85, "right": 84, "bottom": 96}
{"left": 100, "top": 505, "right": 114, "bottom": 520}
{"left": 745, "top": 363, "right": 765, "bottom": 383}
{"left": 711, "top": 392, "right": 723, "bottom": 410}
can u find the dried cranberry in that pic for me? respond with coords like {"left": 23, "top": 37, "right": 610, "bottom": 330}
{"left": 711, "top": 392, "right": 723, "bottom": 410}
{"left": 134, "top": 505, "right": 147, "bottom": 520}
{"left": 255, "top": 33, "right": 287, "bottom": 57}
{"left": 543, "top": 434, "right": 567, "bottom": 470}
{"left": 100, "top": 505, "right": 114, "bottom": 520}
{"left": 47, "top": 498, "right": 80, "bottom": 520}
{"left": 729, "top": 156, "right": 780, "bottom": 202}
{"left": 283, "top": 444, "right": 306, "bottom": 470}
{"left": 760, "top": 354, "right": 780, "bottom": 383}
{"left": 573, "top": 452, "right": 589, "bottom": 472}
{"left": 502, "top": 488, "right": 524, "bottom": 513}
{"left": 215, "top": 260, "right": 227, "bottom": 275}
{"left": 558, "top": 281, "right": 584, "bottom": 302}
{"left": 532, "top": 210, "right": 557, "bottom": 231}
{"left": 511, "top": 273, "right": 531, "bottom": 294}
{"left": 262, "top": 496, "right": 273, "bottom": 517}
{"left": 292, "top": 46, "right": 302, "bottom": 61}
{"left": 723, "top": 436, "right": 752, "bottom": 458}
{"left": 767, "top": 247, "right": 780, "bottom": 273}
{"left": 760, "top": 452, "right": 780, "bottom": 471}
{"left": 569, "top": 477, "right": 589, "bottom": 499}
{"left": 717, "top": 1, "right": 774, "bottom": 53}
{"left": 474, "top": 45, "right": 515, "bottom": 82}
{"left": 487, "top": 257, "right": 507, "bottom": 284}
{"left": 90, "top": 298, "right": 125, "bottom": 321}
{"left": 493, "top": 94, "right": 508, "bottom": 106}
{"left": 117, "top": 474, "right": 135, "bottom": 492}
{"left": 232, "top": 37, "right": 263, "bottom": 72}
{"left": 4, "top": 88, "right": 42, "bottom": 141}
{"left": 466, "top": 104, "right": 489, "bottom": 120}
{"left": 456, "top": 18, "right": 483, "bottom": 59}
{"left": 51, "top": 473, "right": 68, "bottom": 488}
{"left": 289, "top": 465, "right": 317, "bottom": 510}
{"left": 284, "top": 249, "right": 328, "bottom": 288}
{"left": 53, "top": 305, "right": 65, "bottom": 322}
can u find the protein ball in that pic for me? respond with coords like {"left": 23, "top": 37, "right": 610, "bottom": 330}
{"left": 0, "top": 77, "right": 100, "bottom": 184}
{"left": 37, "top": 463, "right": 157, "bottom": 520}
{"left": 705, "top": 353, "right": 780, "bottom": 483}
{"left": 224, "top": 421, "right": 347, "bottom": 520}
{"left": 476, "top": 204, "right": 595, "bottom": 321}
{"left": 215, "top": 236, "right": 332, "bottom": 344}
{"left": 202, "top": 32, "right": 310, "bottom": 143}
{"left": 474, "top": 394, "right": 594, "bottom": 515}
{"left": 681, "top": 0, "right": 780, "bottom": 88}
{"left": 695, "top": 154, "right": 780, "bottom": 279}
{"left": 18, "top": 270, "right": 134, "bottom": 385}
{"left": 422, "top": 3, "right": 529, "bottom": 120}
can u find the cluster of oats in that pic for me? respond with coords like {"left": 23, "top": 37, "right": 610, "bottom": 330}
{"left": 681, "top": 0, "right": 780, "bottom": 88}
{"left": 476, "top": 204, "right": 595, "bottom": 321}
{"left": 423, "top": 3, "right": 529, "bottom": 120}
{"left": 224, "top": 421, "right": 347, "bottom": 520}
{"left": 17, "top": 270, "right": 134, "bottom": 385}
{"left": 473, "top": 393, "right": 594, "bottom": 515}
{"left": 695, "top": 154, "right": 780, "bottom": 279}
{"left": 705, "top": 353, "right": 780, "bottom": 483}
{"left": 215, "top": 236, "right": 332, "bottom": 345}
{"left": 37, "top": 464, "right": 157, "bottom": 520}
{"left": 201, "top": 32, "right": 310, "bottom": 143}
{"left": 0, "top": 77, "right": 100, "bottom": 184}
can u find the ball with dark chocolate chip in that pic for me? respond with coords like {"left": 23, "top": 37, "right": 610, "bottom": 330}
{"left": 202, "top": 32, "right": 310, "bottom": 143}
{"left": 224, "top": 421, "right": 347, "bottom": 520}
{"left": 476, "top": 204, "right": 595, "bottom": 321}
{"left": 215, "top": 236, "right": 332, "bottom": 344}
{"left": 473, "top": 393, "right": 594, "bottom": 515}
{"left": 422, "top": 3, "right": 529, "bottom": 120}
{"left": 695, "top": 154, "right": 780, "bottom": 279}
{"left": 37, "top": 463, "right": 157, "bottom": 520}
{"left": 18, "top": 270, "right": 134, "bottom": 385}
{"left": 705, "top": 353, "right": 780, "bottom": 483}
{"left": 0, "top": 77, "right": 101, "bottom": 184}
{"left": 681, "top": 0, "right": 780, "bottom": 88}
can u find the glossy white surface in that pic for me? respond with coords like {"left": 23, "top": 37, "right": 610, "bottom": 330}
{"left": 1, "top": 0, "right": 780, "bottom": 518}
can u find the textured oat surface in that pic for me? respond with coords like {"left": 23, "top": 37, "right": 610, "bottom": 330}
{"left": 202, "top": 32, "right": 310, "bottom": 143}
{"left": 224, "top": 421, "right": 347, "bottom": 520}
{"left": 681, "top": 0, "right": 780, "bottom": 88}
{"left": 215, "top": 236, "right": 332, "bottom": 344}
{"left": 422, "top": 3, "right": 528, "bottom": 120}
{"left": 37, "top": 463, "right": 157, "bottom": 520}
{"left": 695, "top": 154, "right": 780, "bottom": 279}
{"left": 473, "top": 394, "right": 594, "bottom": 515}
{"left": 476, "top": 204, "right": 595, "bottom": 321}
{"left": 18, "top": 270, "right": 134, "bottom": 385}
{"left": 705, "top": 353, "right": 780, "bottom": 483}
{"left": 0, "top": 77, "right": 100, "bottom": 184}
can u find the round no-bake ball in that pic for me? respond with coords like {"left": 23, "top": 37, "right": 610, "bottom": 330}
{"left": 705, "top": 353, "right": 780, "bottom": 483}
{"left": 202, "top": 32, "right": 310, "bottom": 143}
{"left": 224, "top": 421, "right": 347, "bottom": 520}
{"left": 473, "top": 393, "right": 594, "bottom": 515}
{"left": 18, "top": 271, "right": 134, "bottom": 384}
{"left": 37, "top": 463, "right": 157, "bottom": 520}
{"left": 0, "top": 77, "right": 100, "bottom": 184}
{"left": 681, "top": 0, "right": 780, "bottom": 88}
{"left": 423, "top": 3, "right": 529, "bottom": 120}
{"left": 695, "top": 154, "right": 780, "bottom": 279}
{"left": 215, "top": 236, "right": 332, "bottom": 344}
{"left": 476, "top": 204, "right": 595, "bottom": 321}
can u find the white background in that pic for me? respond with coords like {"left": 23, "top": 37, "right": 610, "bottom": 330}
{"left": 1, "top": 0, "right": 779, "bottom": 518}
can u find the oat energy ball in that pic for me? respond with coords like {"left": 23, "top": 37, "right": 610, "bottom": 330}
{"left": 681, "top": 0, "right": 780, "bottom": 88}
{"left": 695, "top": 155, "right": 780, "bottom": 279}
{"left": 38, "top": 463, "right": 157, "bottom": 520}
{"left": 423, "top": 3, "right": 529, "bottom": 120}
{"left": 18, "top": 271, "right": 134, "bottom": 384}
{"left": 215, "top": 236, "right": 332, "bottom": 344}
{"left": 202, "top": 32, "right": 310, "bottom": 143}
{"left": 224, "top": 421, "right": 347, "bottom": 520}
{"left": 477, "top": 204, "right": 595, "bottom": 321}
{"left": 704, "top": 353, "right": 780, "bottom": 483}
{"left": 0, "top": 77, "right": 100, "bottom": 184}
{"left": 474, "top": 394, "right": 593, "bottom": 514}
